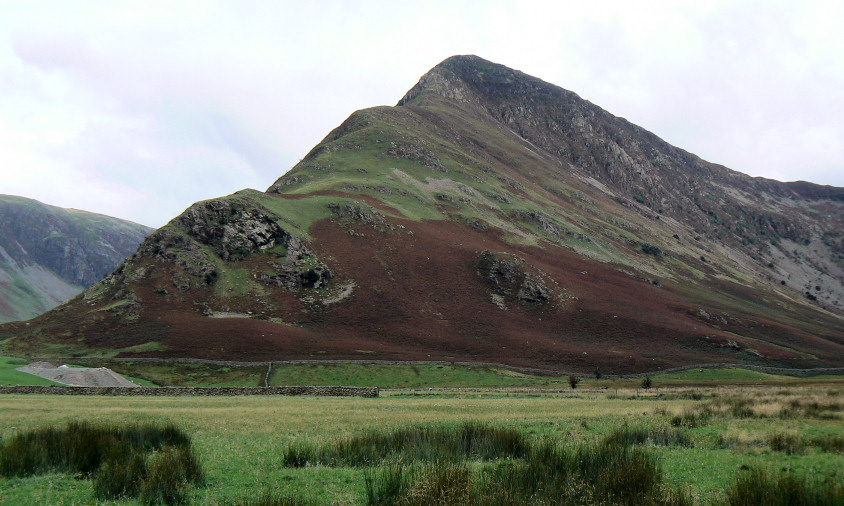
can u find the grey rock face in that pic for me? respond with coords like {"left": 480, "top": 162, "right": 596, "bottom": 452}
{"left": 478, "top": 250, "right": 550, "bottom": 306}
{"left": 176, "top": 199, "right": 290, "bottom": 261}
{"left": 327, "top": 201, "right": 388, "bottom": 230}
{"left": 137, "top": 196, "right": 333, "bottom": 293}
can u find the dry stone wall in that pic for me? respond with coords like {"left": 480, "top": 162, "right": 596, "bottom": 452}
{"left": 0, "top": 385, "right": 379, "bottom": 397}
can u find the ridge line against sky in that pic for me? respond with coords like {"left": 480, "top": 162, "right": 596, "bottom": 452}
{"left": 1, "top": 0, "right": 842, "bottom": 228}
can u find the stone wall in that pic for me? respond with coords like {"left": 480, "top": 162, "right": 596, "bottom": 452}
{"left": 0, "top": 385, "right": 379, "bottom": 397}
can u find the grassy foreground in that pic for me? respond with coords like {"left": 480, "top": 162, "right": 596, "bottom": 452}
{"left": 0, "top": 383, "right": 842, "bottom": 504}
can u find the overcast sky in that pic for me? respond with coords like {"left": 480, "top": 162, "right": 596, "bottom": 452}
{"left": 1, "top": 1, "right": 842, "bottom": 228}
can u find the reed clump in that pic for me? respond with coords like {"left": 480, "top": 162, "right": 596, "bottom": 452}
{"left": 0, "top": 421, "right": 202, "bottom": 505}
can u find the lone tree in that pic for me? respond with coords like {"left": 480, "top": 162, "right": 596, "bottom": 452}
{"left": 594, "top": 368, "right": 602, "bottom": 380}
{"left": 641, "top": 376, "right": 653, "bottom": 389}
{"left": 568, "top": 375, "right": 581, "bottom": 389}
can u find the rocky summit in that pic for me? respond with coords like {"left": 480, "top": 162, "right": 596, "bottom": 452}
{"left": 0, "top": 195, "right": 153, "bottom": 323}
{"left": 2, "top": 56, "right": 842, "bottom": 374}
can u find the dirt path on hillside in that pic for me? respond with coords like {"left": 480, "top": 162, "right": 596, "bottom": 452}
{"left": 16, "top": 361, "right": 140, "bottom": 387}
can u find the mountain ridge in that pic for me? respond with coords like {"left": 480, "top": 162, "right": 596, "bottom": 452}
{"left": 0, "top": 195, "right": 153, "bottom": 323}
{"left": 2, "top": 56, "right": 842, "bottom": 373}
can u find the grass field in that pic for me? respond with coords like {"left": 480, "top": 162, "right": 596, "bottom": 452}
{"left": 49, "top": 358, "right": 843, "bottom": 389}
{"left": 0, "top": 356, "right": 59, "bottom": 386}
{"left": 1, "top": 381, "right": 842, "bottom": 505}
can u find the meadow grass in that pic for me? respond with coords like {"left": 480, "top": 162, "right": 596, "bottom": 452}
{"left": 25, "top": 357, "right": 838, "bottom": 390}
{"left": 87, "top": 360, "right": 267, "bottom": 387}
{"left": 0, "top": 355, "right": 60, "bottom": 386}
{"left": 268, "top": 363, "right": 572, "bottom": 388}
{"left": 0, "top": 383, "right": 841, "bottom": 504}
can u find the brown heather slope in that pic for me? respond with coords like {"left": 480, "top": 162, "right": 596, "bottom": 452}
{"left": 1, "top": 56, "right": 842, "bottom": 374}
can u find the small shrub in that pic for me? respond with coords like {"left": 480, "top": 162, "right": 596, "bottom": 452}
{"left": 642, "top": 244, "right": 662, "bottom": 256}
{"left": 568, "top": 375, "right": 581, "bottom": 389}
{"left": 642, "top": 376, "right": 653, "bottom": 389}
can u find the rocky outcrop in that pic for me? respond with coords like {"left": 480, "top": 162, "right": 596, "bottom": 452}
{"left": 176, "top": 199, "right": 291, "bottom": 261}
{"left": 137, "top": 196, "right": 334, "bottom": 293}
{"left": 259, "top": 262, "right": 332, "bottom": 291}
{"left": 327, "top": 201, "right": 388, "bottom": 230}
{"left": 478, "top": 250, "right": 551, "bottom": 306}
{"left": 140, "top": 228, "right": 216, "bottom": 279}
{"left": 383, "top": 141, "right": 447, "bottom": 172}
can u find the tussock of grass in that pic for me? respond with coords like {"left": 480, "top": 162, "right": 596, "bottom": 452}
{"left": 604, "top": 426, "right": 693, "bottom": 447}
{"left": 404, "top": 461, "right": 471, "bottom": 505}
{"left": 778, "top": 399, "right": 841, "bottom": 420}
{"left": 283, "top": 422, "right": 528, "bottom": 467}
{"left": 726, "top": 467, "right": 844, "bottom": 506}
{"left": 767, "top": 432, "right": 804, "bottom": 455}
{"left": 233, "top": 493, "right": 318, "bottom": 506}
{"left": 807, "top": 434, "right": 844, "bottom": 453}
{"left": 362, "top": 436, "right": 687, "bottom": 505}
{"left": 0, "top": 421, "right": 201, "bottom": 504}
{"left": 670, "top": 405, "right": 713, "bottom": 428}
{"left": 301, "top": 422, "right": 693, "bottom": 505}
{"left": 726, "top": 397, "right": 757, "bottom": 418}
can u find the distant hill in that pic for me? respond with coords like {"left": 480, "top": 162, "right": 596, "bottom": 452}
{"left": 2, "top": 56, "right": 842, "bottom": 373}
{"left": 0, "top": 195, "right": 153, "bottom": 322}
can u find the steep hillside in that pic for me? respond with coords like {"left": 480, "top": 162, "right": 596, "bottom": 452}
{"left": 0, "top": 195, "right": 153, "bottom": 322}
{"left": 2, "top": 56, "right": 842, "bottom": 373}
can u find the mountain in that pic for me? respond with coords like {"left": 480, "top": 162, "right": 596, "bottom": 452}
{"left": 0, "top": 195, "right": 153, "bottom": 323}
{"left": 2, "top": 56, "right": 842, "bottom": 373}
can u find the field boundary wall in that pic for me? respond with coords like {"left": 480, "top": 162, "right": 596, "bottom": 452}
{"left": 0, "top": 385, "right": 379, "bottom": 397}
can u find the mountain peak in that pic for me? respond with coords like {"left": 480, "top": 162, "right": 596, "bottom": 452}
{"left": 398, "top": 55, "right": 580, "bottom": 109}
{"left": 397, "top": 54, "right": 496, "bottom": 106}
{"left": 4, "top": 57, "right": 843, "bottom": 373}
